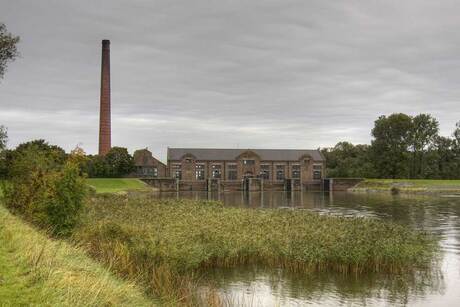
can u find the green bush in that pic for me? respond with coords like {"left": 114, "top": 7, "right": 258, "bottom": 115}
{"left": 46, "top": 162, "right": 87, "bottom": 235}
{"left": 3, "top": 145, "right": 87, "bottom": 236}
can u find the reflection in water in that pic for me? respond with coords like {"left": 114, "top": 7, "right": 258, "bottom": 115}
{"left": 202, "top": 265, "right": 443, "bottom": 307}
{"left": 148, "top": 191, "right": 460, "bottom": 306}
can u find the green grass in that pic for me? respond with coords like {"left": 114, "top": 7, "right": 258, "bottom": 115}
{"left": 0, "top": 241, "right": 46, "bottom": 305}
{"left": 352, "top": 179, "right": 460, "bottom": 193}
{"left": 86, "top": 178, "right": 150, "bottom": 194}
{"left": 74, "top": 195, "right": 438, "bottom": 304}
{"left": 0, "top": 204, "right": 154, "bottom": 307}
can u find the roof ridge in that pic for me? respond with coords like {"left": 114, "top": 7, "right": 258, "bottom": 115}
{"left": 167, "top": 148, "right": 324, "bottom": 161}
{"left": 167, "top": 147, "right": 319, "bottom": 151}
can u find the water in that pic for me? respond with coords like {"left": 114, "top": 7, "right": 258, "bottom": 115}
{"left": 154, "top": 191, "right": 460, "bottom": 306}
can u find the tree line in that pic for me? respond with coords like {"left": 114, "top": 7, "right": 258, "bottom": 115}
{"left": 0, "top": 135, "right": 136, "bottom": 179}
{"left": 323, "top": 113, "right": 460, "bottom": 179}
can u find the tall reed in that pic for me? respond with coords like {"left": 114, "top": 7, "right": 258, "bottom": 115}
{"left": 74, "top": 194, "right": 438, "bottom": 305}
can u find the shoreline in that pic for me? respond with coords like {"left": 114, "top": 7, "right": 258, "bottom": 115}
{"left": 349, "top": 179, "right": 460, "bottom": 195}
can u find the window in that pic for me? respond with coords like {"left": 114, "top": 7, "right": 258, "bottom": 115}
{"left": 260, "top": 164, "right": 270, "bottom": 180}
{"left": 292, "top": 164, "right": 300, "bottom": 178}
{"left": 227, "top": 164, "right": 237, "bottom": 180}
{"left": 227, "top": 171, "right": 236, "bottom": 180}
{"left": 195, "top": 164, "right": 205, "bottom": 180}
{"left": 313, "top": 170, "right": 322, "bottom": 180}
{"left": 212, "top": 164, "right": 222, "bottom": 179}
{"left": 172, "top": 164, "right": 181, "bottom": 179}
{"left": 276, "top": 165, "right": 285, "bottom": 181}
{"left": 141, "top": 167, "right": 156, "bottom": 177}
{"left": 185, "top": 158, "right": 192, "bottom": 163}
{"left": 243, "top": 159, "right": 255, "bottom": 165}
{"left": 313, "top": 165, "right": 322, "bottom": 180}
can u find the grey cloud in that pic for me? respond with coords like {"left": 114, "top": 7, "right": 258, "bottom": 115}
{"left": 1, "top": 0, "right": 460, "bottom": 161}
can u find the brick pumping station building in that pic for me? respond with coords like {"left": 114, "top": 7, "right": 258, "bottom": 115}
{"left": 97, "top": 40, "right": 326, "bottom": 192}
{"left": 131, "top": 148, "right": 325, "bottom": 192}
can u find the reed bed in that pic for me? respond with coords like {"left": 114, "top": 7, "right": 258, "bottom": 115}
{"left": 73, "top": 195, "right": 438, "bottom": 305}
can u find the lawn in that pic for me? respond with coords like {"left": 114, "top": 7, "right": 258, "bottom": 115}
{"left": 0, "top": 204, "right": 154, "bottom": 306}
{"left": 86, "top": 178, "right": 151, "bottom": 193}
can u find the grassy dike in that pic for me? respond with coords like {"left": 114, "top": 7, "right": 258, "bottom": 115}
{"left": 86, "top": 178, "right": 151, "bottom": 193}
{"left": 73, "top": 195, "right": 439, "bottom": 304}
{"left": 0, "top": 204, "right": 154, "bottom": 307}
{"left": 351, "top": 179, "right": 460, "bottom": 194}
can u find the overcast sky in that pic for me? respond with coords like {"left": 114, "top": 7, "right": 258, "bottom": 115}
{"left": 1, "top": 0, "right": 460, "bottom": 161}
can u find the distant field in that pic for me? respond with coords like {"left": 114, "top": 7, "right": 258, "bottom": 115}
{"left": 86, "top": 178, "right": 150, "bottom": 193}
{"left": 352, "top": 179, "right": 460, "bottom": 193}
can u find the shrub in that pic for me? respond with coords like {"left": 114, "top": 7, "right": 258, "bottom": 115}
{"left": 3, "top": 145, "right": 87, "bottom": 236}
{"left": 45, "top": 162, "right": 87, "bottom": 235}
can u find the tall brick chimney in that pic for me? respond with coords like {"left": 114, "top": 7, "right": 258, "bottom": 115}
{"left": 98, "top": 39, "right": 111, "bottom": 156}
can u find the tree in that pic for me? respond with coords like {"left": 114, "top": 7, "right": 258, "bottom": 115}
{"left": 452, "top": 121, "right": 460, "bottom": 151}
{"left": 105, "top": 147, "right": 135, "bottom": 177}
{"left": 322, "top": 142, "right": 376, "bottom": 178}
{"left": 0, "top": 125, "right": 6, "bottom": 151}
{"left": 322, "top": 113, "right": 460, "bottom": 179}
{"left": 409, "top": 114, "right": 439, "bottom": 178}
{"left": 0, "top": 125, "right": 7, "bottom": 178}
{"left": 69, "top": 144, "right": 89, "bottom": 174}
{"left": 3, "top": 144, "right": 87, "bottom": 236}
{"left": 371, "top": 113, "right": 413, "bottom": 178}
{"left": 84, "top": 155, "right": 109, "bottom": 178}
{"left": 0, "top": 23, "right": 20, "bottom": 79}
{"left": 3, "top": 139, "right": 66, "bottom": 179}
{"left": 427, "top": 136, "right": 456, "bottom": 179}
{"left": 13, "top": 139, "right": 67, "bottom": 167}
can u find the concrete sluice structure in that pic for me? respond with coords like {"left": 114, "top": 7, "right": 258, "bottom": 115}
{"left": 141, "top": 177, "right": 324, "bottom": 192}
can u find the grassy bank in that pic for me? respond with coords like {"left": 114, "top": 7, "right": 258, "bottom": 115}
{"left": 86, "top": 178, "right": 150, "bottom": 193}
{"left": 74, "top": 195, "right": 438, "bottom": 303}
{"left": 0, "top": 204, "right": 154, "bottom": 306}
{"left": 351, "top": 179, "right": 460, "bottom": 194}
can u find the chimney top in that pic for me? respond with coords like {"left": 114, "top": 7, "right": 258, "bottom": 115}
{"left": 102, "top": 39, "right": 110, "bottom": 46}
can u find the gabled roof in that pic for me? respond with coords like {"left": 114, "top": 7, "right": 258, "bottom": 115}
{"left": 133, "top": 149, "right": 166, "bottom": 166}
{"left": 167, "top": 148, "right": 325, "bottom": 162}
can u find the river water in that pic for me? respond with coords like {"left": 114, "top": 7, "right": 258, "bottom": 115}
{"left": 154, "top": 191, "right": 460, "bottom": 306}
